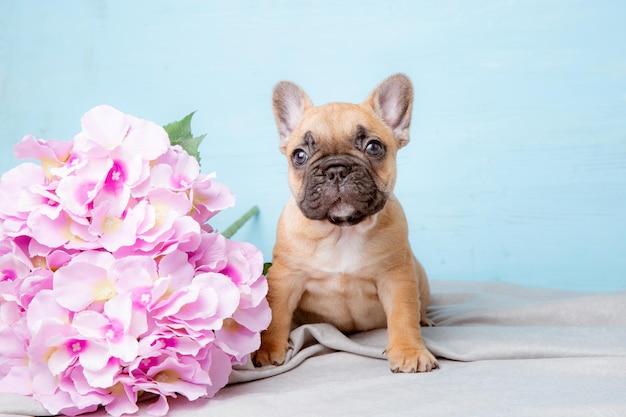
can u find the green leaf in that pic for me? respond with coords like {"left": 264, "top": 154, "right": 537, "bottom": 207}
{"left": 221, "top": 206, "right": 259, "bottom": 239}
{"left": 163, "top": 111, "right": 205, "bottom": 166}
{"left": 263, "top": 262, "right": 272, "bottom": 276}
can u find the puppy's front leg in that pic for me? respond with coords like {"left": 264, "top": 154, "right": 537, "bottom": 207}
{"left": 252, "top": 262, "right": 303, "bottom": 367}
{"left": 378, "top": 271, "right": 438, "bottom": 373}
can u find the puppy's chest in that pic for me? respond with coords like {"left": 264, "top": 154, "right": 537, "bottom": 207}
{"left": 296, "top": 229, "right": 387, "bottom": 332}
{"left": 298, "top": 270, "right": 385, "bottom": 332}
{"left": 307, "top": 228, "right": 366, "bottom": 275}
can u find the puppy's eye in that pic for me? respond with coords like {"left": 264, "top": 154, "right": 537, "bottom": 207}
{"left": 291, "top": 149, "right": 309, "bottom": 166}
{"left": 364, "top": 140, "right": 385, "bottom": 158}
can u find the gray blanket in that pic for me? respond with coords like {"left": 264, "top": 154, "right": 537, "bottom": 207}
{"left": 2, "top": 280, "right": 625, "bottom": 417}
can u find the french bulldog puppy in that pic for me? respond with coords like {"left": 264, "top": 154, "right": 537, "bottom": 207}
{"left": 253, "top": 74, "right": 438, "bottom": 373}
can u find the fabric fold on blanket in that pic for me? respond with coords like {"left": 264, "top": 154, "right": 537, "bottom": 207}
{"left": 230, "top": 324, "right": 386, "bottom": 383}
{"left": 230, "top": 280, "right": 626, "bottom": 383}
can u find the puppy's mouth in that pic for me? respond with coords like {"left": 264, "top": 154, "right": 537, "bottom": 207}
{"left": 326, "top": 201, "right": 367, "bottom": 226}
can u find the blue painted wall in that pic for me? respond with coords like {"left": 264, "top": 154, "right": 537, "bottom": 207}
{"left": 1, "top": 1, "right": 625, "bottom": 291}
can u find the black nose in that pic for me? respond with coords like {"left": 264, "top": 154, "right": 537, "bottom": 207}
{"left": 324, "top": 165, "right": 350, "bottom": 184}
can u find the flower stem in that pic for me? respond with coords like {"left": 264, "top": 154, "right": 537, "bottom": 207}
{"left": 221, "top": 205, "right": 259, "bottom": 239}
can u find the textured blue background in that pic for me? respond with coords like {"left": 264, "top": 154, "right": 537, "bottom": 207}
{"left": 1, "top": 1, "right": 625, "bottom": 290}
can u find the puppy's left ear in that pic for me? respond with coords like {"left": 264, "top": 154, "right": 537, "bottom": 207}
{"left": 365, "top": 73, "right": 413, "bottom": 148}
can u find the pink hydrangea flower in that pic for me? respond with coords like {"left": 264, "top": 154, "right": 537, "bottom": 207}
{"left": 13, "top": 135, "right": 73, "bottom": 180}
{"left": 0, "top": 106, "right": 271, "bottom": 416}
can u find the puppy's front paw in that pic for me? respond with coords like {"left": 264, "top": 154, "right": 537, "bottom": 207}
{"left": 252, "top": 339, "right": 291, "bottom": 367}
{"left": 385, "top": 345, "right": 439, "bottom": 373}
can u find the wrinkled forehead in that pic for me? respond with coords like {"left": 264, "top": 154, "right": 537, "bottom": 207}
{"left": 295, "top": 102, "right": 391, "bottom": 145}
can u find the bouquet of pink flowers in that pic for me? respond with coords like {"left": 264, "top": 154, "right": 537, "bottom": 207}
{"left": 0, "top": 105, "right": 271, "bottom": 416}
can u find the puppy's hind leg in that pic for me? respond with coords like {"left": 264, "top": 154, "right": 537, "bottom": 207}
{"left": 416, "top": 258, "right": 435, "bottom": 327}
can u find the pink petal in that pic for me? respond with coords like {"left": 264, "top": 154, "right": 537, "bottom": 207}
{"left": 149, "top": 164, "right": 175, "bottom": 190}
{"left": 154, "top": 217, "right": 201, "bottom": 255}
{"left": 47, "top": 249, "right": 73, "bottom": 271}
{"left": 58, "top": 367, "right": 105, "bottom": 413}
{"left": 53, "top": 261, "right": 112, "bottom": 311}
{"left": 215, "top": 320, "right": 261, "bottom": 363}
{"left": 13, "top": 135, "right": 72, "bottom": 163}
{"left": 0, "top": 163, "right": 45, "bottom": 219}
{"left": 78, "top": 340, "right": 111, "bottom": 371}
{"left": 89, "top": 200, "right": 140, "bottom": 252}
{"left": 104, "top": 294, "right": 133, "bottom": 329}
{"left": 237, "top": 273, "right": 270, "bottom": 310}
{"left": 34, "top": 385, "right": 76, "bottom": 415}
{"left": 141, "top": 188, "right": 192, "bottom": 242}
{"left": 92, "top": 186, "right": 132, "bottom": 219}
{"left": 145, "top": 394, "right": 170, "bottom": 417}
{"left": 78, "top": 105, "right": 129, "bottom": 152}
{"left": 189, "top": 232, "right": 228, "bottom": 273}
{"left": 73, "top": 310, "right": 109, "bottom": 339}
{"left": 117, "top": 152, "right": 148, "bottom": 189}
{"left": 0, "top": 365, "right": 32, "bottom": 395}
{"left": 150, "top": 149, "right": 200, "bottom": 191}
{"left": 0, "top": 326, "right": 27, "bottom": 365}
{"left": 104, "top": 381, "right": 139, "bottom": 417}
{"left": 123, "top": 116, "right": 169, "bottom": 161}
{"left": 83, "top": 357, "right": 121, "bottom": 388}
{"left": 27, "top": 211, "right": 74, "bottom": 248}
{"left": 102, "top": 159, "right": 128, "bottom": 194}
{"left": 112, "top": 256, "right": 157, "bottom": 292}
{"left": 157, "top": 250, "right": 194, "bottom": 288}
{"left": 190, "top": 174, "right": 235, "bottom": 224}
{"left": 109, "top": 334, "right": 139, "bottom": 363}
{"left": 26, "top": 290, "right": 70, "bottom": 334}
{"left": 55, "top": 156, "right": 111, "bottom": 216}
{"left": 148, "top": 356, "right": 208, "bottom": 400}
{"left": 173, "top": 151, "right": 200, "bottom": 188}
{"left": 47, "top": 342, "right": 77, "bottom": 375}
{"left": 204, "top": 345, "right": 234, "bottom": 398}
{"left": 191, "top": 273, "right": 240, "bottom": 322}
{"left": 233, "top": 298, "right": 272, "bottom": 332}
{"left": 152, "top": 287, "right": 203, "bottom": 319}
{"left": 71, "top": 250, "right": 116, "bottom": 267}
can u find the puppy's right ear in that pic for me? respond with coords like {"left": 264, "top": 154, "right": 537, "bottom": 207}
{"left": 272, "top": 81, "right": 313, "bottom": 154}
